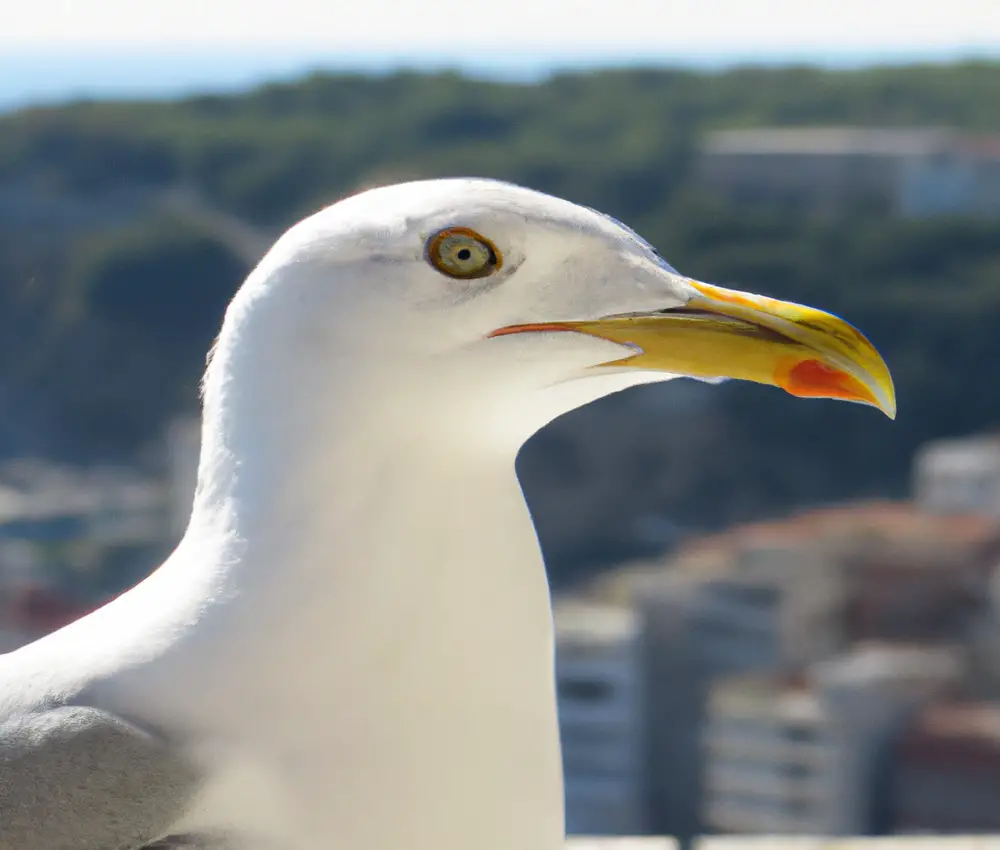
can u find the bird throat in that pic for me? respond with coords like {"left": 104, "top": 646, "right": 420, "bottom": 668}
{"left": 167, "top": 407, "right": 569, "bottom": 850}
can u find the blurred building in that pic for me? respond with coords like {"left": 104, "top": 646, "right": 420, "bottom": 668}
{"left": 701, "top": 673, "right": 832, "bottom": 835}
{"left": 0, "top": 539, "right": 39, "bottom": 650}
{"left": 702, "top": 540, "right": 846, "bottom": 670}
{"left": 815, "top": 644, "right": 962, "bottom": 835}
{"left": 660, "top": 499, "right": 1000, "bottom": 647}
{"left": 913, "top": 434, "right": 1000, "bottom": 517}
{"left": 833, "top": 512, "right": 1000, "bottom": 645}
{"left": 0, "top": 418, "right": 203, "bottom": 649}
{"left": 0, "top": 458, "right": 167, "bottom": 548}
{"left": 0, "top": 584, "right": 95, "bottom": 649}
{"left": 698, "top": 127, "right": 1000, "bottom": 217}
{"left": 165, "top": 415, "right": 201, "bottom": 540}
{"left": 556, "top": 600, "right": 647, "bottom": 836}
{"left": 892, "top": 701, "right": 1000, "bottom": 833}
{"left": 632, "top": 543, "right": 841, "bottom": 845}
{"left": 573, "top": 450, "right": 1000, "bottom": 842}
{"left": 0, "top": 454, "right": 178, "bottom": 646}
{"left": 701, "top": 645, "right": 960, "bottom": 836}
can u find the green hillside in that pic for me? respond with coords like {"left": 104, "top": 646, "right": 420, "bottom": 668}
{"left": 2, "top": 62, "right": 1000, "bottom": 578}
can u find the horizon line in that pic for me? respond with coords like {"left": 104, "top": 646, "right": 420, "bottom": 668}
{"left": 2, "top": 45, "right": 999, "bottom": 113}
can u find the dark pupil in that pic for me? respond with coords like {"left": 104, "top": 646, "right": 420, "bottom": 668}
{"left": 456, "top": 247, "right": 472, "bottom": 262}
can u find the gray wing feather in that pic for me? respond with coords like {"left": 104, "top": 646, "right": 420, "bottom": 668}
{"left": 0, "top": 705, "right": 203, "bottom": 850}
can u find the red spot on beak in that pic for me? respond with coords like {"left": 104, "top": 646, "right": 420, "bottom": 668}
{"left": 779, "top": 358, "right": 870, "bottom": 403}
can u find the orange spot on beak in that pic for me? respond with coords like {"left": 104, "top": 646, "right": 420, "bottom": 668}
{"left": 777, "top": 358, "right": 874, "bottom": 404}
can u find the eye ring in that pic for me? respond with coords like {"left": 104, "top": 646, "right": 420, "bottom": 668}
{"left": 426, "top": 227, "right": 502, "bottom": 280}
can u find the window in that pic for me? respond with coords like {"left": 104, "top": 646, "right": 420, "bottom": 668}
{"left": 560, "top": 678, "right": 615, "bottom": 702}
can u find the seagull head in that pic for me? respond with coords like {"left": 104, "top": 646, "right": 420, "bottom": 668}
{"left": 210, "top": 178, "right": 894, "bottom": 454}
{"left": 177, "top": 179, "right": 896, "bottom": 850}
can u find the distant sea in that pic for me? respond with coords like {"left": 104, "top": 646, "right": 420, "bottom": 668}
{"left": 3, "top": 46, "right": 999, "bottom": 113}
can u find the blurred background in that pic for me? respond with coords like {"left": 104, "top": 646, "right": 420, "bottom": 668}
{"left": 3, "top": 0, "right": 1000, "bottom": 844}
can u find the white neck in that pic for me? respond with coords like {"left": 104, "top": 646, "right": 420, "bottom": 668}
{"left": 103, "top": 307, "right": 567, "bottom": 849}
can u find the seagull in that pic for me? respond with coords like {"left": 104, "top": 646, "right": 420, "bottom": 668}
{"left": 0, "top": 178, "right": 895, "bottom": 850}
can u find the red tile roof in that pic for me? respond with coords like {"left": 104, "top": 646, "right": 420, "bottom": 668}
{"left": 673, "top": 500, "right": 1000, "bottom": 569}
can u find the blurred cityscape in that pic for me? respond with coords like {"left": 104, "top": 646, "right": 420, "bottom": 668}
{"left": 6, "top": 421, "right": 1000, "bottom": 843}
{"left": 555, "top": 433, "right": 1000, "bottom": 842}
{"left": 3, "top": 61, "right": 1000, "bottom": 845}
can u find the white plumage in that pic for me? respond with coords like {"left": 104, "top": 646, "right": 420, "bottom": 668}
{"left": 0, "top": 178, "right": 893, "bottom": 850}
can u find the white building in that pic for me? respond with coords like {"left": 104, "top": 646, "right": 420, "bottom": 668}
{"left": 702, "top": 674, "right": 832, "bottom": 835}
{"left": 0, "top": 457, "right": 174, "bottom": 634}
{"left": 701, "top": 645, "right": 962, "bottom": 836}
{"left": 699, "top": 541, "right": 845, "bottom": 671}
{"left": 0, "top": 459, "right": 168, "bottom": 550}
{"left": 699, "top": 127, "right": 1000, "bottom": 218}
{"left": 555, "top": 601, "right": 646, "bottom": 836}
{"left": 633, "top": 568, "right": 797, "bottom": 844}
{"left": 912, "top": 434, "right": 1000, "bottom": 516}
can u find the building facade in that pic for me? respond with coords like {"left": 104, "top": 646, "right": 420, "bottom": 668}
{"left": 892, "top": 702, "right": 1000, "bottom": 833}
{"left": 556, "top": 601, "right": 647, "bottom": 836}
{"left": 698, "top": 127, "right": 1000, "bottom": 218}
{"left": 701, "top": 646, "right": 961, "bottom": 837}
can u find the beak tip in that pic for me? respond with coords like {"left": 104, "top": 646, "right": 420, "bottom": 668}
{"left": 875, "top": 372, "right": 897, "bottom": 420}
{"left": 870, "top": 383, "right": 896, "bottom": 420}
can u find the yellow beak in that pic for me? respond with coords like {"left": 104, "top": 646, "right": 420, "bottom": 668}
{"left": 491, "top": 279, "right": 896, "bottom": 419}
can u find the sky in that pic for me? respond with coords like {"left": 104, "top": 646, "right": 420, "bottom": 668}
{"left": 8, "top": 0, "right": 1000, "bottom": 51}
{"left": 3, "top": 0, "right": 1000, "bottom": 109}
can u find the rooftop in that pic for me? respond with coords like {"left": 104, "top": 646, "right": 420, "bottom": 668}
{"left": 670, "top": 501, "right": 1000, "bottom": 572}
{"left": 702, "top": 126, "right": 1000, "bottom": 161}
{"left": 708, "top": 672, "right": 823, "bottom": 724}
{"left": 915, "top": 701, "right": 1000, "bottom": 744}
{"left": 915, "top": 434, "right": 1000, "bottom": 474}
{"left": 553, "top": 599, "right": 639, "bottom": 646}
{"left": 814, "top": 643, "right": 964, "bottom": 688}
{"left": 703, "top": 126, "right": 958, "bottom": 157}
{"left": 0, "top": 458, "right": 165, "bottom": 524}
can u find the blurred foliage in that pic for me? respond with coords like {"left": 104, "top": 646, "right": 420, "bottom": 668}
{"left": 2, "top": 62, "right": 1000, "bottom": 577}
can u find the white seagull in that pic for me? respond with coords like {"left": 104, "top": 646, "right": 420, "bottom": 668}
{"left": 0, "top": 178, "right": 895, "bottom": 850}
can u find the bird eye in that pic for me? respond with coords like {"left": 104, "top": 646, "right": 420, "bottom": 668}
{"left": 427, "top": 227, "right": 501, "bottom": 279}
